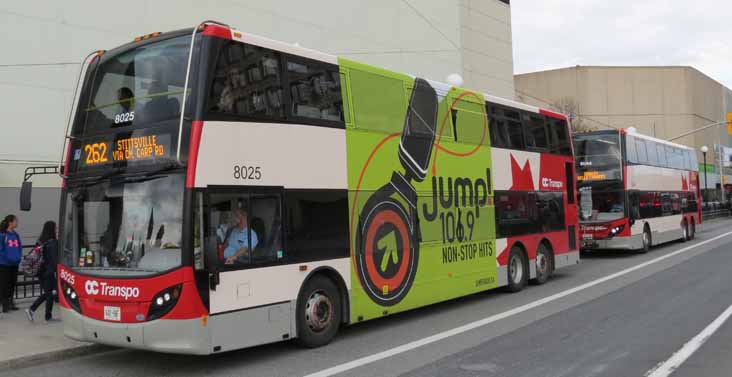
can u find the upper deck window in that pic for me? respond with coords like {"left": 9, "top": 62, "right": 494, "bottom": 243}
{"left": 81, "top": 35, "right": 191, "bottom": 133}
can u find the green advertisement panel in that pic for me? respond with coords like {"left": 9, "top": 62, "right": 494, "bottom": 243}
{"left": 340, "top": 59, "right": 498, "bottom": 322}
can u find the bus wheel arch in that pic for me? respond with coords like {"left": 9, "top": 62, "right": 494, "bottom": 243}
{"left": 295, "top": 268, "right": 347, "bottom": 348}
{"left": 505, "top": 242, "right": 529, "bottom": 292}
{"left": 531, "top": 239, "right": 554, "bottom": 285}
{"left": 297, "top": 267, "right": 350, "bottom": 325}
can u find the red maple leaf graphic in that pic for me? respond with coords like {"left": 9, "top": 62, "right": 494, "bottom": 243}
{"left": 681, "top": 174, "right": 689, "bottom": 191}
{"left": 510, "top": 155, "right": 535, "bottom": 190}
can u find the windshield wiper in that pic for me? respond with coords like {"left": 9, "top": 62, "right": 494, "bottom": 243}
{"left": 120, "top": 160, "right": 184, "bottom": 183}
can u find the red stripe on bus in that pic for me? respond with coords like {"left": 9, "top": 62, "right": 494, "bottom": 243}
{"left": 202, "top": 24, "right": 232, "bottom": 40}
{"left": 61, "top": 142, "right": 72, "bottom": 189}
{"left": 540, "top": 109, "right": 568, "bottom": 120}
{"left": 186, "top": 121, "right": 204, "bottom": 188}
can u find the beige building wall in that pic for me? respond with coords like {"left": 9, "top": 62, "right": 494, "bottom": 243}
{"left": 515, "top": 66, "right": 732, "bottom": 192}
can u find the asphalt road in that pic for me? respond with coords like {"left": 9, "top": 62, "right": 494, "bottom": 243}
{"left": 4, "top": 219, "right": 732, "bottom": 377}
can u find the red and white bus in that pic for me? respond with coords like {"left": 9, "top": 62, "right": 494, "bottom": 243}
{"left": 574, "top": 129, "right": 701, "bottom": 252}
{"left": 34, "top": 21, "right": 579, "bottom": 354}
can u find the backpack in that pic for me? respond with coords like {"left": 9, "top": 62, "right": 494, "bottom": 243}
{"left": 19, "top": 243, "right": 44, "bottom": 277}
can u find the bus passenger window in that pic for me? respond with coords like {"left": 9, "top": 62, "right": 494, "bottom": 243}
{"left": 524, "top": 114, "right": 548, "bottom": 151}
{"left": 287, "top": 59, "right": 343, "bottom": 123}
{"left": 208, "top": 42, "right": 285, "bottom": 120}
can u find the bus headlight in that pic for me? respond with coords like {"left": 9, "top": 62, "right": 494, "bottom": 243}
{"left": 61, "top": 281, "right": 82, "bottom": 314}
{"left": 609, "top": 224, "right": 625, "bottom": 237}
{"left": 147, "top": 284, "right": 182, "bottom": 321}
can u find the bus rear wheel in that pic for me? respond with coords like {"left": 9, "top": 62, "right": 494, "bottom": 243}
{"left": 531, "top": 243, "right": 552, "bottom": 285}
{"left": 690, "top": 219, "right": 696, "bottom": 239}
{"left": 505, "top": 246, "right": 528, "bottom": 292}
{"left": 297, "top": 275, "right": 341, "bottom": 348}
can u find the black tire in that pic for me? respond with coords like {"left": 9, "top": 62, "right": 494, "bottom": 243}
{"left": 297, "top": 275, "right": 341, "bottom": 348}
{"left": 681, "top": 220, "right": 689, "bottom": 242}
{"left": 531, "top": 243, "right": 552, "bottom": 285}
{"left": 690, "top": 219, "right": 696, "bottom": 240}
{"left": 505, "top": 246, "right": 528, "bottom": 292}
{"left": 640, "top": 226, "right": 652, "bottom": 253}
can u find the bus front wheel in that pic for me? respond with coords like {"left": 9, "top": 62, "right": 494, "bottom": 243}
{"left": 681, "top": 220, "right": 689, "bottom": 242}
{"left": 297, "top": 275, "right": 341, "bottom": 348}
{"left": 641, "top": 226, "right": 652, "bottom": 253}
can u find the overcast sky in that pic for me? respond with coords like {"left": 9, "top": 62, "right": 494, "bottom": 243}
{"left": 511, "top": 1, "right": 732, "bottom": 88}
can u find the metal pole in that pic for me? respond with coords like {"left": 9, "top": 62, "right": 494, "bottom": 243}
{"left": 703, "top": 152, "right": 708, "bottom": 199}
{"left": 668, "top": 121, "right": 725, "bottom": 141}
{"left": 719, "top": 139, "right": 726, "bottom": 202}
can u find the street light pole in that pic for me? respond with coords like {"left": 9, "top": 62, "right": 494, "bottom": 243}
{"left": 701, "top": 145, "right": 709, "bottom": 202}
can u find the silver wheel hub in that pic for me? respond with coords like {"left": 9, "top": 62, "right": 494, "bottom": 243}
{"left": 510, "top": 255, "right": 523, "bottom": 283}
{"left": 305, "top": 291, "right": 333, "bottom": 333}
{"left": 536, "top": 253, "right": 548, "bottom": 275}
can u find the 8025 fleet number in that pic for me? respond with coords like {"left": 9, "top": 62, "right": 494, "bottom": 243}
{"left": 233, "top": 165, "right": 262, "bottom": 180}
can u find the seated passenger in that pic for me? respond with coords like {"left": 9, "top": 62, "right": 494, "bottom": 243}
{"left": 117, "top": 87, "right": 135, "bottom": 112}
{"left": 224, "top": 209, "right": 258, "bottom": 264}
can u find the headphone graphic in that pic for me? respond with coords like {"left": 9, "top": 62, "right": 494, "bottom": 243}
{"left": 355, "top": 78, "right": 439, "bottom": 306}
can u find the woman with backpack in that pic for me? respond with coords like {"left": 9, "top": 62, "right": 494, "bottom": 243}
{"left": 25, "top": 221, "right": 59, "bottom": 322}
{"left": 0, "top": 214, "right": 22, "bottom": 315}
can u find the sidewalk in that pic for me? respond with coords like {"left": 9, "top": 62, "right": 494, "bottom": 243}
{"left": 0, "top": 298, "right": 106, "bottom": 369}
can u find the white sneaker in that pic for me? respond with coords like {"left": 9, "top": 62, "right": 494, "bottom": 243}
{"left": 25, "top": 308, "right": 34, "bottom": 322}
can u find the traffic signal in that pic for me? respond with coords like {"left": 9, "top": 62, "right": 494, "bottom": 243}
{"left": 727, "top": 112, "right": 732, "bottom": 135}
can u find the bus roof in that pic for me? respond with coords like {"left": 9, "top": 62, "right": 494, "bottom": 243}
{"left": 624, "top": 129, "right": 694, "bottom": 151}
{"left": 575, "top": 129, "right": 694, "bottom": 152}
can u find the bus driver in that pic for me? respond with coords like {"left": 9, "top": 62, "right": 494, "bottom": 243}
{"left": 224, "top": 209, "right": 258, "bottom": 264}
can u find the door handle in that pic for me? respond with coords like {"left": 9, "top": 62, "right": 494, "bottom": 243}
{"left": 209, "top": 271, "right": 220, "bottom": 291}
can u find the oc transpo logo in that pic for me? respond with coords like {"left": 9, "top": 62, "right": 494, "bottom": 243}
{"left": 85, "top": 280, "right": 99, "bottom": 295}
{"left": 84, "top": 280, "right": 140, "bottom": 300}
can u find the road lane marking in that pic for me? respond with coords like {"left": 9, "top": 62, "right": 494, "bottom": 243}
{"left": 304, "top": 230, "right": 732, "bottom": 377}
{"left": 644, "top": 302, "right": 732, "bottom": 377}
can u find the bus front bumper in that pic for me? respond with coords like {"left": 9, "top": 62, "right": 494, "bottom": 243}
{"left": 61, "top": 307, "right": 211, "bottom": 355}
{"left": 581, "top": 234, "right": 644, "bottom": 251}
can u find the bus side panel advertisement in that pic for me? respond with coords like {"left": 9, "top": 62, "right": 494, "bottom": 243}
{"left": 340, "top": 59, "right": 497, "bottom": 322}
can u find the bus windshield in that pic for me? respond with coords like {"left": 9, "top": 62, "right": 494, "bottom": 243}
{"left": 81, "top": 34, "right": 191, "bottom": 132}
{"left": 574, "top": 132, "right": 625, "bottom": 222}
{"left": 62, "top": 173, "right": 184, "bottom": 276}
{"left": 574, "top": 132, "right": 623, "bottom": 183}
{"left": 578, "top": 182, "right": 626, "bottom": 221}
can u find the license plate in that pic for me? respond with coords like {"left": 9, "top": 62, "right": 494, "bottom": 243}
{"left": 582, "top": 234, "right": 594, "bottom": 240}
{"left": 104, "top": 306, "right": 121, "bottom": 321}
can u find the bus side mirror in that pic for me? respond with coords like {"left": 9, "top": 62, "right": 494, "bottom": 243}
{"left": 20, "top": 181, "right": 32, "bottom": 211}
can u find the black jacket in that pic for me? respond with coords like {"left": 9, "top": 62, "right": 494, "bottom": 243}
{"left": 38, "top": 239, "right": 59, "bottom": 279}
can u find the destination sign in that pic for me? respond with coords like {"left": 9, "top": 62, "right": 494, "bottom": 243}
{"left": 77, "top": 134, "right": 171, "bottom": 167}
{"left": 577, "top": 171, "right": 607, "bottom": 181}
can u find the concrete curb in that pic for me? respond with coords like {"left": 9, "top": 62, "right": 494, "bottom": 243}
{"left": 0, "top": 344, "right": 117, "bottom": 370}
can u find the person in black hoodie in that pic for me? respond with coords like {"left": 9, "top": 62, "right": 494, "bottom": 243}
{"left": 25, "top": 221, "right": 59, "bottom": 322}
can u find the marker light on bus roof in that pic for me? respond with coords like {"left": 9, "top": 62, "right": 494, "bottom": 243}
{"left": 447, "top": 73, "right": 464, "bottom": 87}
